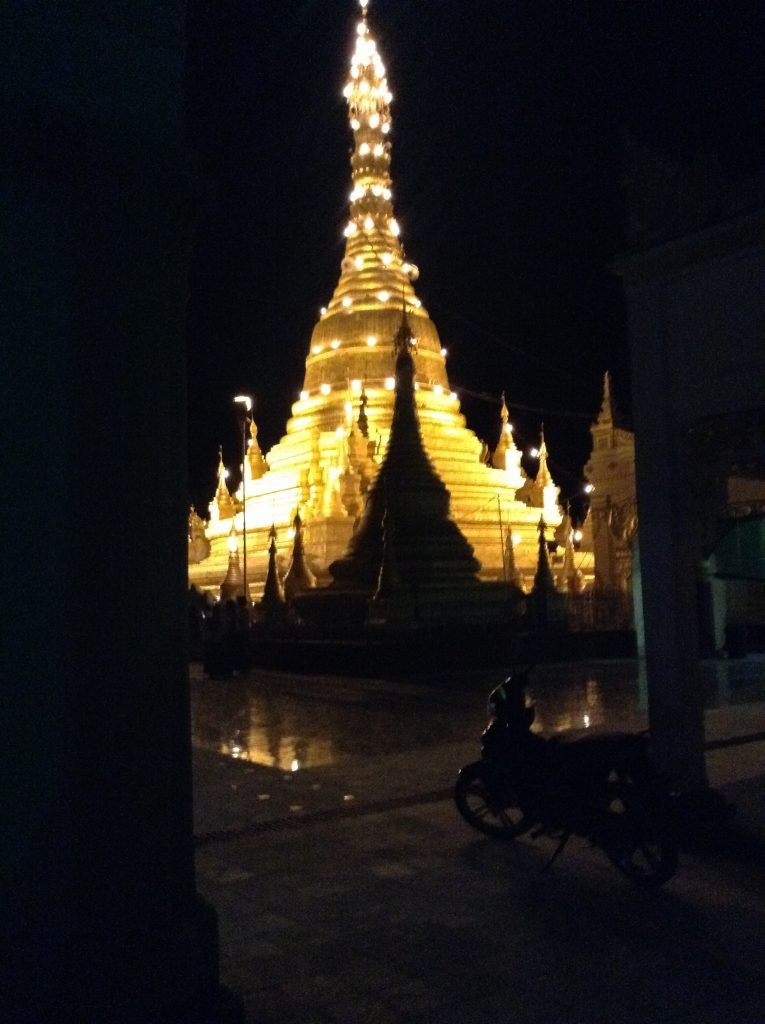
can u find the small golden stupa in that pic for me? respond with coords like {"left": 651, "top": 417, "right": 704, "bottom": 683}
{"left": 189, "top": 0, "right": 566, "bottom": 597}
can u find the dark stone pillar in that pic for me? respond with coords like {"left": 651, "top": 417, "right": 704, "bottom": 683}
{"left": 0, "top": 4, "right": 240, "bottom": 1021}
{"left": 618, "top": 209, "right": 765, "bottom": 797}
{"left": 626, "top": 293, "right": 708, "bottom": 792}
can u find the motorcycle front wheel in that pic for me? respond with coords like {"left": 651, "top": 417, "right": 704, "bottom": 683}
{"left": 454, "top": 761, "right": 531, "bottom": 839}
{"left": 604, "top": 777, "right": 678, "bottom": 886}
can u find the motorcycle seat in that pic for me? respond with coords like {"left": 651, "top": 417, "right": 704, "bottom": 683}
{"left": 548, "top": 731, "right": 649, "bottom": 776}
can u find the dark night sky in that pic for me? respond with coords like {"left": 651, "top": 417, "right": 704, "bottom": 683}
{"left": 185, "top": 0, "right": 764, "bottom": 513}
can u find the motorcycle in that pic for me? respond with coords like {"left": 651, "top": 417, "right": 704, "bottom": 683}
{"left": 454, "top": 669, "right": 679, "bottom": 886}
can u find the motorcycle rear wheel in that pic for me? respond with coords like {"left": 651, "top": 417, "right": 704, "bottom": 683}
{"left": 454, "top": 761, "right": 530, "bottom": 839}
{"left": 605, "top": 777, "right": 678, "bottom": 886}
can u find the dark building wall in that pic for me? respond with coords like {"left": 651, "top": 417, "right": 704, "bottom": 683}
{"left": 1, "top": 4, "right": 236, "bottom": 1021}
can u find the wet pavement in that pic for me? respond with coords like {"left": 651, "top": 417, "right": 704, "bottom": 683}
{"left": 191, "top": 659, "right": 765, "bottom": 1023}
{"left": 190, "top": 658, "right": 765, "bottom": 771}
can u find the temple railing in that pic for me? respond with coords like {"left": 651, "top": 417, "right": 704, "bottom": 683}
{"left": 563, "top": 590, "right": 633, "bottom": 632}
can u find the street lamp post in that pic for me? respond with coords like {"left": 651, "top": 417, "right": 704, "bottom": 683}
{"left": 233, "top": 395, "right": 253, "bottom": 603}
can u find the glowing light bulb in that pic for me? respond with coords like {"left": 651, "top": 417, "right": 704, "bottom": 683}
{"left": 359, "top": 143, "right": 370, "bottom": 155}
{"left": 367, "top": 335, "right": 377, "bottom": 346}
{"left": 354, "top": 255, "right": 364, "bottom": 269}
{"left": 351, "top": 379, "right": 362, "bottom": 392}
{"left": 505, "top": 423, "right": 514, "bottom": 435}
{"left": 357, "top": 22, "right": 366, "bottom": 36}
{"left": 331, "top": 339, "right": 340, "bottom": 349}
{"left": 320, "top": 383, "right": 331, "bottom": 395}
{"left": 381, "top": 252, "right": 393, "bottom": 266}
{"left": 385, "top": 90, "right": 393, "bottom": 103}
{"left": 351, "top": 118, "right": 360, "bottom": 131}
{"left": 320, "top": 307, "right": 327, "bottom": 316}
{"left": 312, "top": 345, "right": 322, "bottom": 355}
{"left": 412, "top": 298, "right": 421, "bottom": 308}
{"left": 584, "top": 483, "right": 594, "bottom": 494}
{"left": 530, "top": 447, "right": 540, "bottom": 459}
{"left": 344, "top": 222, "right": 357, "bottom": 237}
{"left": 385, "top": 377, "right": 395, "bottom": 390}
{"left": 300, "top": 390, "right": 309, "bottom": 401}
{"left": 223, "top": 468, "right": 230, "bottom": 479}
{"left": 512, "top": 532, "right": 522, "bottom": 546}
{"left": 573, "top": 529, "right": 583, "bottom": 542}
{"left": 382, "top": 123, "right": 390, "bottom": 135}
{"left": 343, "top": 84, "right": 353, "bottom": 99}
{"left": 389, "top": 219, "right": 400, "bottom": 236}
{"left": 226, "top": 533, "right": 237, "bottom": 553}
{"left": 364, "top": 216, "right": 374, "bottom": 231}
{"left": 373, "top": 143, "right": 384, "bottom": 156}
{"left": 434, "top": 384, "right": 443, "bottom": 396}
{"left": 402, "top": 262, "right": 411, "bottom": 274}
{"left": 382, "top": 187, "right": 391, "bottom": 200}
{"left": 372, "top": 184, "right": 383, "bottom": 196}
{"left": 377, "top": 290, "right": 390, "bottom": 302}
{"left": 342, "top": 296, "right": 352, "bottom": 308}
{"left": 369, "top": 112, "right": 380, "bottom": 129}
{"left": 344, "top": 400, "right": 353, "bottom": 418}
{"left": 335, "top": 426, "right": 345, "bottom": 438}
{"left": 450, "top": 391, "right": 459, "bottom": 402}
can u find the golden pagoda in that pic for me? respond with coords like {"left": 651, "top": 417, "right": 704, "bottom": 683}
{"left": 189, "top": 0, "right": 565, "bottom": 597}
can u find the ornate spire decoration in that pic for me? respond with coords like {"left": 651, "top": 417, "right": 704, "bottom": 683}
{"left": 283, "top": 510, "right": 317, "bottom": 600}
{"left": 597, "top": 370, "right": 614, "bottom": 426}
{"left": 491, "top": 391, "right": 524, "bottom": 489}
{"left": 220, "top": 523, "right": 249, "bottom": 602}
{"left": 529, "top": 515, "right": 566, "bottom": 628}
{"left": 259, "top": 524, "right": 286, "bottom": 617}
{"left": 532, "top": 516, "right": 555, "bottom": 593}
{"left": 209, "top": 446, "right": 234, "bottom": 523}
{"left": 247, "top": 419, "right": 268, "bottom": 482}
{"left": 536, "top": 429, "right": 561, "bottom": 523}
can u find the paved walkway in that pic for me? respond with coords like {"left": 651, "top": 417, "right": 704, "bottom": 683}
{"left": 194, "top": 699, "right": 765, "bottom": 1023}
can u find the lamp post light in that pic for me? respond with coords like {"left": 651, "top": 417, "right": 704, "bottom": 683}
{"left": 233, "top": 395, "right": 253, "bottom": 603}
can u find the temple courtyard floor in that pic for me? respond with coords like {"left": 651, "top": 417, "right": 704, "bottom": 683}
{"left": 191, "top": 659, "right": 765, "bottom": 1024}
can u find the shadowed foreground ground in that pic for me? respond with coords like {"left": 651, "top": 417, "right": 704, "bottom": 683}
{"left": 193, "top": 666, "right": 765, "bottom": 1023}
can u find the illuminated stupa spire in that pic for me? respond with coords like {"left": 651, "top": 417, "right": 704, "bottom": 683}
{"left": 301, "top": 0, "right": 449, "bottom": 420}
{"left": 334, "top": 1, "right": 413, "bottom": 313}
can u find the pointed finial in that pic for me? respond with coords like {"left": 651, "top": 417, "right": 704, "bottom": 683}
{"left": 260, "top": 523, "right": 286, "bottom": 615}
{"left": 597, "top": 370, "right": 614, "bottom": 424}
{"left": 284, "top": 507, "right": 316, "bottom": 600}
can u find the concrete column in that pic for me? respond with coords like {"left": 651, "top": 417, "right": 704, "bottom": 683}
{"left": 627, "top": 285, "right": 708, "bottom": 793}
{"left": 0, "top": 5, "right": 240, "bottom": 1021}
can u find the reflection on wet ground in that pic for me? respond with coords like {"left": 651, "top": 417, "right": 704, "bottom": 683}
{"left": 189, "top": 659, "right": 765, "bottom": 770}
